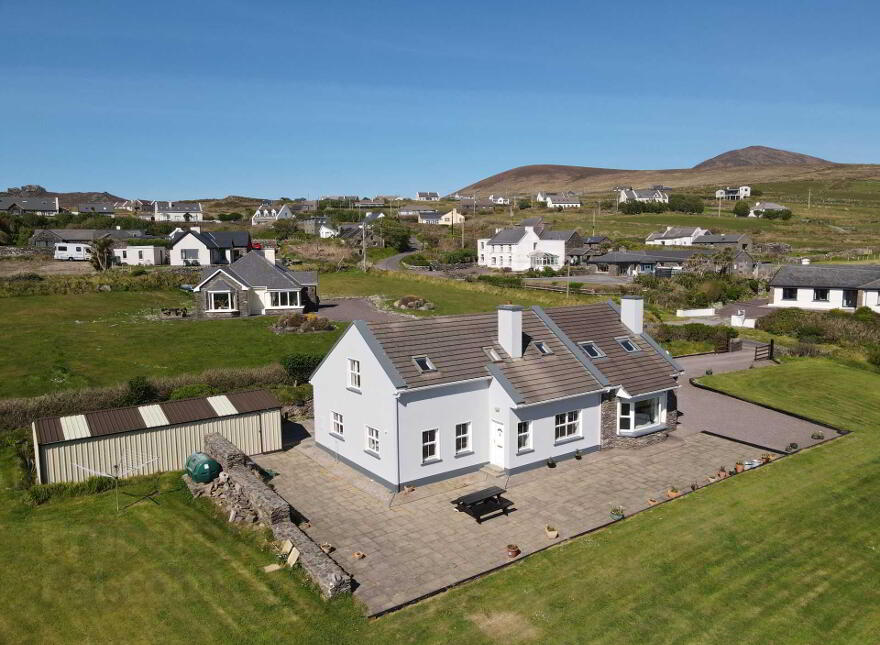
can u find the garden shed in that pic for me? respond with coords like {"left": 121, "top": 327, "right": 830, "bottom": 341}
{"left": 32, "top": 390, "right": 282, "bottom": 484}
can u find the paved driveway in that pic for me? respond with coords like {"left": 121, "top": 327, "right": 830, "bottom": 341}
{"left": 318, "top": 297, "right": 408, "bottom": 323}
{"left": 675, "top": 353, "right": 833, "bottom": 451}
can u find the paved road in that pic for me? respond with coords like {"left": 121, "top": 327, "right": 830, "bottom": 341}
{"left": 375, "top": 251, "right": 417, "bottom": 271}
{"left": 524, "top": 274, "right": 632, "bottom": 285}
{"left": 676, "top": 352, "right": 832, "bottom": 452}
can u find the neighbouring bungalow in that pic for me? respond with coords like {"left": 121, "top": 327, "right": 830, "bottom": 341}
{"left": 618, "top": 188, "right": 669, "bottom": 204}
{"left": 488, "top": 194, "right": 510, "bottom": 205}
{"left": 692, "top": 233, "right": 752, "bottom": 252}
{"left": 748, "top": 201, "right": 787, "bottom": 218}
{"left": 0, "top": 196, "right": 60, "bottom": 216}
{"left": 715, "top": 186, "right": 751, "bottom": 200}
{"left": 29, "top": 228, "right": 147, "bottom": 248}
{"left": 587, "top": 249, "right": 702, "bottom": 277}
{"left": 192, "top": 249, "right": 319, "bottom": 317}
{"left": 75, "top": 202, "right": 115, "bottom": 215}
{"left": 113, "top": 245, "right": 168, "bottom": 266}
{"left": 477, "top": 217, "right": 582, "bottom": 271}
{"left": 768, "top": 264, "right": 880, "bottom": 312}
{"left": 297, "top": 216, "right": 338, "bottom": 238}
{"left": 310, "top": 298, "right": 682, "bottom": 491}
{"left": 418, "top": 208, "right": 464, "bottom": 226}
{"left": 645, "top": 226, "right": 710, "bottom": 246}
{"left": 545, "top": 194, "right": 581, "bottom": 209}
{"left": 356, "top": 199, "right": 385, "bottom": 209}
{"left": 416, "top": 191, "right": 440, "bottom": 201}
{"left": 251, "top": 202, "right": 297, "bottom": 226}
{"left": 337, "top": 223, "right": 384, "bottom": 248}
{"left": 115, "top": 199, "right": 153, "bottom": 212}
{"left": 565, "top": 236, "right": 611, "bottom": 265}
{"left": 145, "top": 201, "right": 204, "bottom": 222}
{"left": 169, "top": 227, "right": 251, "bottom": 266}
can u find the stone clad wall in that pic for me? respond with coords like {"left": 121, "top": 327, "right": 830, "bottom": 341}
{"left": 193, "top": 433, "right": 352, "bottom": 598}
{"left": 600, "top": 391, "right": 673, "bottom": 450}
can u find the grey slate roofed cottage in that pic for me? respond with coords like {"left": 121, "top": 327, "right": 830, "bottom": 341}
{"left": 769, "top": 264, "right": 880, "bottom": 289}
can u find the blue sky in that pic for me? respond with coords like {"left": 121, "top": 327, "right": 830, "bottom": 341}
{"left": 1, "top": 0, "right": 877, "bottom": 198}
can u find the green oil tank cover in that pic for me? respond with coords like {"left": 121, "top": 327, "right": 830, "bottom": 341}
{"left": 185, "top": 452, "right": 221, "bottom": 483}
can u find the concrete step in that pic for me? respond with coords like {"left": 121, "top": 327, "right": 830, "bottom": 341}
{"left": 479, "top": 464, "right": 506, "bottom": 478}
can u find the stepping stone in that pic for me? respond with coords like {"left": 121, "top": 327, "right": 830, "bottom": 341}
{"left": 263, "top": 563, "right": 284, "bottom": 573}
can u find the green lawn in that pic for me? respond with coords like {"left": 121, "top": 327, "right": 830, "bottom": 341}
{"left": 3, "top": 358, "right": 879, "bottom": 643}
{"left": 0, "top": 291, "right": 344, "bottom": 399}
{"left": 320, "top": 270, "right": 598, "bottom": 316}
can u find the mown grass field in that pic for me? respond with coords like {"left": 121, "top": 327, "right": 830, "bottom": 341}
{"left": 0, "top": 291, "right": 344, "bottom": 399}
{"left": 2, "top": 358, "right": 878, "bottom": 643}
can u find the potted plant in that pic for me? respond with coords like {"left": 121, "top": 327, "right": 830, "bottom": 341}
{"left": 666, "top": 487, "right": 680, "bottom": 499}
{"left": 787, "top": 442, "right": 799, "bottom": 453}
{"left": 610, "top": 506, "right": 624, "bottom": 521}
{"left": 574, "top": 449, "right": 582, "bottom": 460}
{"left": 507, "top": 544, "right": 521, "bottom": 558}
{"left": 761, "top": 453, "right": 772, "bottom": 464}
{"left": 545, "top": 525, "right": 559, "bottom": 539}
{"left": 717, "top": 467, "right": 728, "bottom": 479}
{"left": 811, "top": 431, "right": 825, "bottom": 440}
{"left": 735, "top": 461, "right": 745, "bottom": 473}
{"left": 546, "top": 458, "right": 557, "bottom": 469}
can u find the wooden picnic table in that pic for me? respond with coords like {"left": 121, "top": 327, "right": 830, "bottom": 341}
{"left": 451, "top": 486, "right": 512, "bottom": 524}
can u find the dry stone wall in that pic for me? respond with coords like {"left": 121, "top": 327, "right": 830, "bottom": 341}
{"left": 188, "top": 433, "right": 352, "bottom": 598}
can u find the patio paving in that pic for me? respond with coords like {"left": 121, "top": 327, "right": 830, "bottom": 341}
{"left": 256, "top": 431, "right": 766, "bottom": 616}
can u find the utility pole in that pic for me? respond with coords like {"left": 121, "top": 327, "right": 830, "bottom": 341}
{"left": 717, "top": 198, "right": 721, "bottom": 217}
{"left": 362, "top": 219, "right": 366, "bottom": 272}
{"left": 566, "top": 262, "right": 570, "bottom": 297}
{"left": 592, "top": 206, "right": 596, "bottom": 237}
{"left": 461, "top": 208, "right": 465, "bottom": 248}
{"left": 808, "top": 188, "right": 811, "bottom": 210}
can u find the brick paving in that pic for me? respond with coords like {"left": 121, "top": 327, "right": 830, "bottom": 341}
{"left": 256, "top": 431, "right": 765, "bottom": 616}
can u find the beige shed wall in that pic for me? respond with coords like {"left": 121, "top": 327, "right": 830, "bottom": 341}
{"left": 38, "top": 410, "right": 282, "bottom": 484}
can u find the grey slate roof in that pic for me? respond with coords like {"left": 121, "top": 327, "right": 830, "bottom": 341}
{"left": 588, "top": 249, "right": 702, "bottom": 264}
{"left": 646, "top": 227, "right": 701, "bottom": 241}
{"left": 171, "top": 229, "right": 250, "bottom": 249}
{"left": 32, "top": 228, "right": 145, "bottom": 242}
{"left": 487, "top": 227, "right": 527, "bottom": 244}
{"left": 364, "top": 302, "right": 679, "bottom": 403}
{"left": 78, "top": 203, "right": 115, "bottom": 213}
{"left": 155, "top": 201, "right": 202, "bottom": 213}
{"left": 769, "top": 264, "right": 880, "bottom": 289}
{"left": 520, "top": 217, "right": 544, "bottom": 226}
{"left": 539, "top": 229, "right": 577, "bottom": 241}
{"left": 693, "top": 233, "right": 749, "bottom": 244}
{"left": 0, "top": 196, "right": 58, "bottom": 212}
{"left": 584, "top": 235, "right": 610, "bottom": 245}
{"left": 753, "top": 202, "right": 786, "bottom": 211}
{"left": 198, "top": 251, "right": 317, "bottom": 289}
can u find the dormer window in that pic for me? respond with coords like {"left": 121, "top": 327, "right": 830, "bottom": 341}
{"left": 483, "top": 347, "right": 502, "bottom": 362}
{"left": 412, "top": 355, "right": 436, "bottom": 373}
{"left": 578, "top": 341, "right": 605, "bottom": 359}
{"left": 534, "top": 341, "right": 552, "bottom": 355}
{"left": 617, "top": 337, "right": 640, "bottom": 353}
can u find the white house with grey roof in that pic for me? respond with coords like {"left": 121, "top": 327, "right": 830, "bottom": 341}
{"left": 645, "top": 226, "right": 710, "bottom": 246}
{"left": 618, "top": 188, "right": 669, "bottom": 204}
{"left": 252, "top": 202, "right": 297, "bottom": 226}
{"left": 310, "top": 298, "right": 682, "bottom": 490}
{"left": 477, "top": 217, "right": 582, "bottom": 271}
{"left": 748, "top": 201, "right": 788, "bottom": 218}
{"left": 146, "top": 201, "right": 204, "bottom": 222}
{"left": 769, "top": 264, "right": 880, "bottom": 312}
{"left": 192, "top": 249, "right": 319, "bottom": 317}
{"left": 715, "top": 186, "right": 751, "bottom": 201}
{"left": 169, "top": 227, "right": 251, "bottom": 265}
{"left": 0, "top": 196, "right": 60, "bottom": 216}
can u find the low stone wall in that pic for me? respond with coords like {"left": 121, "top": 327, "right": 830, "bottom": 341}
{"left": 194, "top": 433, "right": 352, "bottom": 598}
{"left": 0, "top": 246, "right": 51, "bottom": 259}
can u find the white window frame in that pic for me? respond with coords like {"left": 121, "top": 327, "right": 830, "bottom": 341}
{"left": 270, "top": 290, "right": 300, "bottom": 308}
{"left": 618, "top": 395, "right": 664, "bottom": 436}
{"left": 365, "top": 425, "right": 380, "bottom": 456}
{"left": 330, "top": 411, "right": 344, "bottom": 438}
{"left": 517, "top": 421, "right": 532, "bottom": 453}
{"left": 181, "top": 248, "right": 200, "bottom": 261}
{"left": 813, "top": 288, "right": 830, "bottom": 302}
{"left": 421, "top": 429, "right": 439, "bottom": 463}
{"left": 454, "top": 422, "right": 472, "bottom": 455}
{"left": 578, "top": 341, "right": 605, "bottom": 359}
{"left": 554, "top": 410, "right": 581, "bottom": 443}
{"left": 207, "top": 290, "right": 235, "bottom": 312}
{"left": 347, "top": 358, "right": 361, "bottom": 390}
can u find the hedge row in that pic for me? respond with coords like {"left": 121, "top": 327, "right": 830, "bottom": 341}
{"left": 0, "top": 364, "right": 289, "bottom": 433}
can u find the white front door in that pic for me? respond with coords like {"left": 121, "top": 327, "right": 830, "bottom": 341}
{"left": 490, "top": 420, "right": 505, "bottom": 468}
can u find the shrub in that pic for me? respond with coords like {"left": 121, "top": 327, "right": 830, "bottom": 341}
{"left": 169, "top": 383, "right": 217, "bottom": 400}
{"left": 442, "top": 248, "right": 477, "bottom": 264}
{"left": 733, "top": 201, "right": 751, "bottom": 217}
{"left": 272, "top": 383, "right": 314, "bottom": 406}
{"left": 124, "top": 376, "right": 158, "bottom": 405}
{"left": 868, "top": 346, "right": 880, "bottom": 367}
{"left": 300, "top": 315, "right": 331, "bottom": 332}
{"left": 0, "top": 269, "right": 198, "bottom": 297}
{"left": 218, "top": 212, "right": 243, "bottom": 221}
{"left": 477, "top": 274, "right": 523, "bottom": 288}
{"left": 404, "top": 253, "right": 431, "bottom": 267}
{"left": 130, "top": 267, "right": 147, "bottom": 276}
{"left": 280, "top": 353, "right": 324, "bottom": 385}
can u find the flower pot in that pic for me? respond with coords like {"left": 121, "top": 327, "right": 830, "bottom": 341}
{"left": 666, "top": 489, "right": 680, "bottom": 499}
{"left": 610, "top": 512, "right": 624, "bottom": 521}
{"left": 507, "top": 544, "right": 521, "bottom": 558}
{"left": 761, "top": 454, "right": 772, "bottom": 465}
{"left": 545, "top": 527, "right": 559, "bottom": 539}
{"left": 717, "top": 470, "right": 728, "bottom": 480}
{"left": 735, "top": 463, "right": 744, "bottom": 473}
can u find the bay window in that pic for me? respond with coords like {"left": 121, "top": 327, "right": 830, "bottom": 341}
{"left": 208, "top": 291, "right": 234, "bottom": 311}
{"left": 618, "top": 396, "right": 663, "bottom": 434}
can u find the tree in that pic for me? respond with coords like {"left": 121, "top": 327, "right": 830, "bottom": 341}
{"left": 374, "top": 218, "right": 410, "bottom": 252}
{"left": 89, "top": 237, "right": 115, "bottom": 271}
{"left": 733, "top": 201, "right": 751, "bottom": 217}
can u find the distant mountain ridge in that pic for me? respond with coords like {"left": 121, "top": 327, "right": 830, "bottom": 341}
{"left": 453, "top": 146, "right": 861, "bottom": 196}
{"left": 692, "top": 146, "right": 832, "bottom": 170}
{"left": 1, "top": 185, "right": 125, "bottom": 210}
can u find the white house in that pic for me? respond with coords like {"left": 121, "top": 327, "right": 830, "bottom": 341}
{"left": 113, "top": 246, "right": 168, "bottom": 266}
{"left": 477, "top": 217, "right": 582, "bottom": 271}
{"left": 420, "top": 208, "right": 465, "bottom": 226}
{"left": 645, "top": 226, "right": 710, "bottom": 246}
{"left": 252, "top": 202, "right": 297, "bottom": 226}
{"left": 749, "top": 201, "right": 788, "bottom": 218}
{"left": 310, "top": 298, "right": 682, "bottom": 491}
{"left": 768, "top": 265, "right": 880, "bottom": 312}
{"left": 192, "top": 250, "right": 319, "bottom": 317}
{"left": 416, "top": 191, "right": 440, "bottom": 201}
{"left": 489, "top": 194, "right": 510, "bottom": 205}
{"left": 0, "top": 196, "right": 60, "bottom": 216}
{"left": 715, "top": 186, "right": 751, "bottom": 200}
{"left": 618, "top": 188, "right": 669, "bottom": 204}
{"left": 146, "top": 201, "right": 204, "bottom": 222}
{"left": 169, "top": 227, "right": 251, "bottom": 266}
{"left": 545, "top": 194, "right": 581, "bottom": 209}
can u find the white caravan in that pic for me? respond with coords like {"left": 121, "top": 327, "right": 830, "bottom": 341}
{"left": 54, "top": 242, "right": 93, "bottom": 261}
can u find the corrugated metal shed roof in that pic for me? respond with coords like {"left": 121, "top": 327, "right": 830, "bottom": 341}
{"left": 32, "top": 389, "right": 281, "bottom": 445}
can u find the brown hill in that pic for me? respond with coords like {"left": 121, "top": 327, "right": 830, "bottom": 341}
{"left": 453, "top": 147, "right": 866, "bottom": 197}
{"left": 1, "top": 185, "right": 125, "bottom": 209}
{"left": 693, "top": 146, "right": 832, "bottom": 170}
